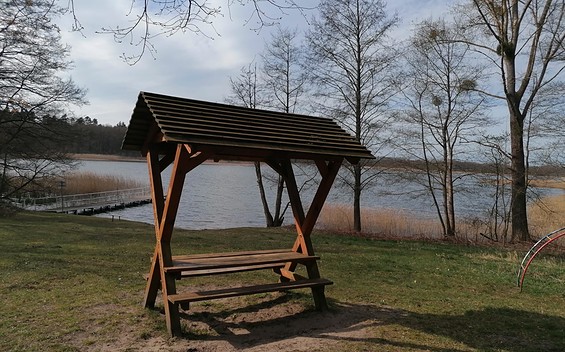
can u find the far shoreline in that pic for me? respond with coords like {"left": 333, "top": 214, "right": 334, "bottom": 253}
{"left": 70, "top": 153, "right": 145, "bottom": 162}
{"left": 71, "top": 153, "right": 565, "bottom": 190}
{"left": 71, "top": 153, "right": 254, "bottom": 166}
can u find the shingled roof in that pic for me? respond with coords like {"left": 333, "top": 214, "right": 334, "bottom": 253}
{"left": 122, "top": 91, "right": 374, "bottom": 162}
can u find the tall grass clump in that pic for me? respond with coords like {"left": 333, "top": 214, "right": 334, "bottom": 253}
{"left": 529, "top": 194, "right": 565, "bottom": 244}
{"left": 318, "top": 204, "right": 505, "bottom": 242}
{"left": 62, "top": 172, "right": 146, "bottom": 194}
{"left": 318, "top": 204, "right": 444, "bottom": 239}
{"left": 320, "top": 196, "right": 565, "bottom": 245}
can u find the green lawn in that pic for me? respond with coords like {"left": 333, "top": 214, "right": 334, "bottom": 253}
{"left": 0, "top": 212, "right": 563, "bottom": 351}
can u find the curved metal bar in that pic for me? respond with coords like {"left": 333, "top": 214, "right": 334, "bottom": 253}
{"left": 517, "top": 227, "right": 565, "bottom": 291}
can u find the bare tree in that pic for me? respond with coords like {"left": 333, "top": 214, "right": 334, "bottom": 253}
{"left": 0, "top": 1, "right": 86, "bottom": 206}
{"left": 261, "top": 27, "right": 306, "bottom": 113}
{"left": 476, "top": 134, "right": 512, "bottom": 243}
{"left": 259, "top": 26, "right": 307, "bottom": 226}
{"left": 226, "top": 63, "right": 262, "bottom": 109}
{"left": 65, "top": 0, "right": 309, "bottom": 64}
{"left": 226, "top": 63, "right": 282, "bottom": 227}
{"left": 304, "top": 0, "right": 399, "bottom": 232}
{"left": 457, "top": 0, "right": 565, "bottom": 241}
{"left": 400, "top": 19, "right": 489, "bottom": 237}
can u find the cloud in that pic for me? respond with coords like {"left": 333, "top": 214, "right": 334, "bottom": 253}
{"left": 56, "top": 0, "right": 451, "bottom": 126}
{"left": 57, "top": 0, "right": 279, "bottom": 125}
{"left": 389, "top": 0, "right": 452, "bottom": 40}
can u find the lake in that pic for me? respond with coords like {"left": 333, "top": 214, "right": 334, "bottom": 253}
{"left": 77, "top": 159, "right": 564, "bottom": 230}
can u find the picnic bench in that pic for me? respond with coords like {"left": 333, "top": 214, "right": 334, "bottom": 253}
{"left": 121, "top": 91, "right": 374, "bottom": 337}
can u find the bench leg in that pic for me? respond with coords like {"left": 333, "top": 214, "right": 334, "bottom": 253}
{"left": 143, "top": 249, "right": 161, "bottom": 308}
{"left": 311, "top": 286, "right": 328, "bottom": 311}
{"left": 166, "top": 301, "right": 182, "bottom": 337}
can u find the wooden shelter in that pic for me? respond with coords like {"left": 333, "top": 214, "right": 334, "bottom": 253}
{"left": 122, "top": 91, "right": 374, "bottom": 337}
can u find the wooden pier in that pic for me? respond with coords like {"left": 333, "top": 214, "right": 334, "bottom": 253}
{"left": 14, "top": 187, "right": 152, "bottom": 215}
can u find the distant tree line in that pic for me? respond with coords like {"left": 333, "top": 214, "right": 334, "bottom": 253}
{"left": 2, "top": 110, "right": 131, "bottom": 156}
{"left": 59, "top": 117, "right": 131, "bottom": 156}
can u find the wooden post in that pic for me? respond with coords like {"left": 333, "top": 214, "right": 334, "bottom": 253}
{"left": 143, "top": 147, "right": 168, "bottom": 308}
{"left": 276, "top": 158, "right": 343, "bottom": 310}
{"left": 143, "top": 144, "right": 212, "bottom": 336}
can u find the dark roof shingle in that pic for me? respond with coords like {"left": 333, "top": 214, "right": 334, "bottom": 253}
{"left": 122, "top": 91, "right": 374, "bottom": 161}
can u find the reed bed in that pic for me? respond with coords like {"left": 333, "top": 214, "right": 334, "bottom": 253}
{"left": 529, "top": 177, "right": 565, "bottom": 189}
{"left": 529, "top": 194, "right": 565, "bottom": 243}
{"left": 61, "top": 172, "right": 146, "bottom": 195}
{"left": 318, "top": 204, "right": 445, "bottom": 239}
{"left": 319, "top": 198, "right": 565, "bottom": 245}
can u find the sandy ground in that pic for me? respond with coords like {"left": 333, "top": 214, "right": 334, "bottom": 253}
{"left": 84, "top": 293, "right": 393, "bottom": 352}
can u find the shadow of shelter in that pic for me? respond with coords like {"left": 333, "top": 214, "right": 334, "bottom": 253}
{"left": 175, "top": 293, "right": 565, "bottom": 351}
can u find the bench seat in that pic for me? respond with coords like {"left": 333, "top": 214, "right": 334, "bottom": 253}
{"left": 168, "top": 278, "right": 333, "bottom": 304}
{"left": 165, "top": 249, "right": 319, "bottom": 276}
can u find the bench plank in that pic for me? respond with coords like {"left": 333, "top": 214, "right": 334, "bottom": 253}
{"left": 178, "top": 263, "right": 286, "bottom": 278}
{"left": 168, "top": 278, "right": 333, "bottom": 304}
{"left": 165, "top": 251, "right": 319, "bottom": 273}
{"left": 172, "top": 248, "right": 289, "bottom": 261}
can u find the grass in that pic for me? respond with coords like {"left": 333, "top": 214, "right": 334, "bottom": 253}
{"left": 0, "top": 212, "right": 564, "bottom": 351}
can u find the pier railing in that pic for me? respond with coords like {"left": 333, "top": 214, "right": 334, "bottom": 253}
{"left": 14, "top": 187, "right": 152, "bottom": 212}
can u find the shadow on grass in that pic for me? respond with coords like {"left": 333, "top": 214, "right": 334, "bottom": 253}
{"left": 173, "top": 294, "right": 565, "bottom": 352}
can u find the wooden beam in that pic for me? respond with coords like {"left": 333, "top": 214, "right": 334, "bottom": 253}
{"left": 279, "top": 159, "right": 342, "bottom": 310}
{"left": 154, "top": 144, "right": 193, "bottom": 336}
{"left": 315, "top": 160, "right": 329, "bottom": 176}
{"left": 143, "top": 246, "right": 161, "bottom": 308}
{"left": 141, "top": 121, "right": 165, "bottom": 157}
{"left": 279, "top": 160, "right": 307, "bottom": 254}
{"left": 143, "top": 147, "right": 166, "bottom": 308}
{"left": 265, "top": 159, "right": 285, "bottom": 176}
{"left": 148, "top": 148, "right": 165, "bottom": 234}
{"left": 158, "top": 145, "right": 177, "bottom": 171}
{"left": 302, "top": 159, "right": 343, "bottom": 238}
{"left": 149, "top": 144, "right": 213, "bottom": 336}
{"left": 158, "top": 145, "right": 190, "bottom": 243}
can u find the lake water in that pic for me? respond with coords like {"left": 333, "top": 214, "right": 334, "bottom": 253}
{"left": 77, "top": 159, "right": 564, "bottom": 230}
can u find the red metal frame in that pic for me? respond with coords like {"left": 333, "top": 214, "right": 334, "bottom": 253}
{"left": 517, "top": 227, "right": 565, "bottom": 291}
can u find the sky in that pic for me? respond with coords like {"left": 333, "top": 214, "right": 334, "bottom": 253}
{"left": 57, "top": 0, "right": 452, "bottom": 126}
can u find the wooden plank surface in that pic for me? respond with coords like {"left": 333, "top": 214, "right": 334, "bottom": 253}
{"left": 178, "top": 263, "right": 286, "bottom": 278}
{"left": 172, "top": 248, "right": 289, "bottom": 261}
{"left": 168, "top": 278, "right": 333, "bottom": 304}
{"left": 165, "top": 251, "right": 319, "bottom": 273}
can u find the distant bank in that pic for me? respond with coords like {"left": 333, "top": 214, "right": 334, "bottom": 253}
{"left": 70, "top": 153, "right": 145, "bottom": 162}
{"left": 69, "top": 153, "right": 565, "bottom": 190}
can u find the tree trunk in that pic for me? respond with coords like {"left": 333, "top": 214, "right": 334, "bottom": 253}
{"left": 509, "top": 110, "right": 529, "bottom": 242}
{"left": 446, "top": 172, "right": 456, "bottom": 237}
{"left": 446, "top": 143, "right": 456, "bottom": 237}
{"left": 353, "top": 163, "right": 362, "bottom": 232}
{"left": 272, "top": 176, "right": 285, "bottom": 227}
{"left": 254, "top": 162, "right": 274, "bottom": 227}
{"left": 0, "top": 153, "right": 7, "bottom": 197}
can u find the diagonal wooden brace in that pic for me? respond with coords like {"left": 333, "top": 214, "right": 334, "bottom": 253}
{"left": 142, "top": 144, "right": 210, "bottom": 336}
{"left": 273, "top": 159, "right": 343, "bottom": 310}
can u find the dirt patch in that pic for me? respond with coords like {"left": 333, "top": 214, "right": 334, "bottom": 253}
{"left": 76, "top": 293, "right": 396, "bottom": 352}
